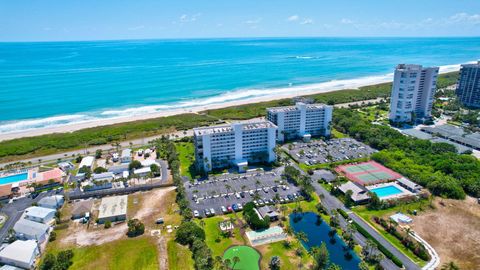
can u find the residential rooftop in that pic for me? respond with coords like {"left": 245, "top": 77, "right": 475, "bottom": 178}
{"left": 98, "top": 195, "right": 128, "bottom": 219}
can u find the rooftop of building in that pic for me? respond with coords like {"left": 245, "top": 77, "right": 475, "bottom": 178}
{"left": 0, "top": 240, "right": 38, "bottom": 264}
{"left": 98, "top": 195, "right": 128, "bottom": 219}
{"left": 79, "top": 156, "right": 95, "bottom": 168}
{"left": 121, "top": 149, "right": 131, "bottom": 157}
{"left": 266, "top": 102, "right": 331, "bottom": 113}
{"left": 24, "top": 206, "right": 55, "bottom": 219}
{"left": 193, "top": 121, "right": 276, "bottom": 136}
{"left": 395, "top": 64, "right": 438, "bottom": 71}
{"left": 38, "top": 195, "right": 64, "bottom": 206}
{"left": 13, "top": 218, "right": 49, "bottom": 237}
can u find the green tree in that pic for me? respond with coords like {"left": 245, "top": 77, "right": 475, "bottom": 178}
{"left": 269, "top": 256, "right": 281, "bottom": 270}
{"left": 311, "top": 242, "right": 330, "bottom": 270}
{"left": 175, "top": 221, "right": 206, "bottom": 246}
{"left": 441, "top": 261, "right": 460, "bottom": 270}
{"left": 129, "top": 160, "right": 142, "bottom": 171}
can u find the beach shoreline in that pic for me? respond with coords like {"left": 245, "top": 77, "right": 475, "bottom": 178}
{"left": 0, "top": 63, "right": 463, "bottom": 142}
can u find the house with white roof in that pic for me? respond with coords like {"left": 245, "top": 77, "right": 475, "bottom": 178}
{"left": 0, "top": 240, "right": 39, "bottom": 269}
{"left": 23, "top": 206, "right": 56, "bottom": 225}
{"left": 37, "top": 195, "right": 64, "bottom": 209}
{"left": 13, "top": 219, "right": 50, "bottom": 243}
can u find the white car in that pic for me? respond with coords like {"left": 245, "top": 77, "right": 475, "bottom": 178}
{"left": 193, "top": 210, "right": 200, "bottom": 218}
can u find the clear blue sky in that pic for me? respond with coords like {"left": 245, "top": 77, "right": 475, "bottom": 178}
{"left": 1, "top": 0, "right": 480, "bottom": 41}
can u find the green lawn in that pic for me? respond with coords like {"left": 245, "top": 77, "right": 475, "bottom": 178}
{"left": 197, "top": 214, "right": 245, "bottom": 257}
{"left": 223, "top": 245, "right": 261, "bottom": 270}
{"left": 167, "top": 239, "right": 194, "bottom": 270}
{"left": 331, "top": 128, "right": 347, "bottom": 139}
{"left": 68, "top": 237, "right": 159, "bottom": 270}
{"left": 175, "top": 142, "right": 196, "bottom": 179}
{"left": 352, "top": 200, "right": 431, "bottom": 267}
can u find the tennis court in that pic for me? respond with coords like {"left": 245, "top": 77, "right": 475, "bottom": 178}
{"left": 335, "top": 161, "right": 402, "bottom": 186}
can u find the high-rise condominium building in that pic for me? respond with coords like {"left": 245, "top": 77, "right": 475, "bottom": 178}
{"left": 193, "top": 121, "right": 277, "bottom": 172}
{"left": 456, "top": 61, "right": 480, "bottom": 108}
{"left": 266, "top": 102, "right": 333, "bottom": 142}
{"left": 389, "top": 64, "right": 439, "bottom": 123}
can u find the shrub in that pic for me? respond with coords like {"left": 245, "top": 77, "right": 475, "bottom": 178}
{"left": 127, "top": 219, "right": 144, "bottom": 237}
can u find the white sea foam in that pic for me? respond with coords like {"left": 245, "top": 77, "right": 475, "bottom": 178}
{"left": 0, "top": 62, "right": 468, "bottom": 135}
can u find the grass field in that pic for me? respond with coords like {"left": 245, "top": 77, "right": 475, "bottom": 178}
{"left": 175, "top": 142, "right": 197, "bottom": 179}
{"left": 352, "top": 200, "right": 431, "bottom": 266}
{"left": 68, "top": 237, "right": 158, "bottom": 270}
{"left": 197, "top": 214, "right": 245, "bottom": 257}
{"left": 167, "top": 239, "right": 194, "bottom": 270}
{"left": 223, "top": 245, "right": 261, "bottom": 270}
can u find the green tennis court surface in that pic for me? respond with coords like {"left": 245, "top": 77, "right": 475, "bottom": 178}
{"left": 223, "top": 245, "right": 260, "bottom": 270}
{"left": 344, "top": 163, "right": 377, "bottom": 173}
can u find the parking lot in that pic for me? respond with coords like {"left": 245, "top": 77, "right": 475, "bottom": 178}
{"left": 183, "top": 167, "right": 302, "bottom": 218}
{"left": 283, "top": 138, "right": 377, "bottom": 166}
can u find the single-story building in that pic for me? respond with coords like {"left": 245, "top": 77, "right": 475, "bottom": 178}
{"left": 13, "top": 219, "right": 50, "bottom": 243}
{"left": 58, "top": 162, "right": 74, "bottom": 172}
{"left": 133, "top": 167, "right": 151, "bottom": 177}
{"left": 98, "top": 195, "right": 128, "bottom": 224}
{"left": 23, "top": 206, "right": 56, "bottom": 225}
{"left": 71, "top": 200, "right": 93, "bottom": 220}
{"left": 397, "top": 177, "right": 422, "bottom": 193}
{"left": 0, "top": 240, "right": 39, "bottom": 269}
{"left": 0, "top": 265, "right": 24, "bottom": 270}
{"left": 140, "top": 159, "right": 160, "bottom": 168}
{"left": 257, "top": 206, "right": 279, "bottom": 221}
{"left": 108, "top": 164, "right": 129, "bottom": 176}
{"left": 339, "top": 181, "right": 370, "bottom": 204}
{"left": 121, "top": 149, "right": 132, "bottom": 164}
{"left": 92, "top": 172, "right": 114, "bottom": 182}
{"left": 37, "top": 195, "right": 64, "bottom": 209}
{"left": 0, "top": 185, "right": 12, "bottom": 201}
{"left": 33, "top": 168, "right": 63, "bottom": 186}
{"left": 79, "top": 156, "right": 95, "bottom": 169}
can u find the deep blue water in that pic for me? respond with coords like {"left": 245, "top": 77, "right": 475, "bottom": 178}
{"left": 289, "top": 212, "right": 361, "bottom": 269}
{"left": 0, "top": 37, "right": 479, "bottom": 134}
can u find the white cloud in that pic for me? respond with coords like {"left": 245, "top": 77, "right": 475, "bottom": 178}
{"left": 287, "top": 15, "right": 299, "bottom": 22}
{"left": 340, "top": 18, "right": 353, "bottom": 24}
{"left": 244, "top": 18, "right": 262, "bottom": 25}
{"left": 300, "top": 18, "right": 314, "bottom": 25}
{"left": 447, "top": 12, "right": 480, "bottom": 24}
{"left": 179, "top": 13, "right": 201, "bottom": 23}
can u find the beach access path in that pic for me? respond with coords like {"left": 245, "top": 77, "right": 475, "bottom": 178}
{"left": 0, "top": 98, "right": 385, "bottom": 168}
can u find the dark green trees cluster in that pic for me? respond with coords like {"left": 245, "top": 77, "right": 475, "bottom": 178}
{"left": 40, "top": 250, "right": 74, "bottom": 270}
{"left": 283, "top": 165, "right": 315, "bottom": 201}
{"left": 126, "top": 218, "right": 145, "bottom": 237}
{"left": 156, "top": 136, "right": 213, "bottom": 270}
{"left": 243, "top": 202, "right": 270, "bottom": 230}
{"left": 334, "top": 109, "right": 480, "bottom": 199}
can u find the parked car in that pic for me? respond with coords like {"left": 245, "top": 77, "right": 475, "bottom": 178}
{"left": 232, "top": 204, "right": 239, "bottom": 212}
{"left": 237, "top": 203, "right": 243, "bottom": 211}
{"left": 221, "top": 206, "right": 228, "bottom": 214}
{"left": 210, "top": 208, "right": 216, "bottom": 216}
{"left": 204, "top": 209, "right": 211, "bottom": 216}
{"left": 227, "top": 206, "right": 233, "bottom": 212}
{"left": 193, "top": 210, "right": 200, "bottom": 218}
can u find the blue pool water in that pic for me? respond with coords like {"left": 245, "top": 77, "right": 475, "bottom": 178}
{"left": 370, "top": 185, "right": 403, "bottom": 198}
{"left": 289, "top": 212, "right": 361, "bottom": 269}
{"left": 0, "top": 37, "right": 479, "bottom": 134}
{"left": 0, "top": 173, "right": 28, "bottom": 185}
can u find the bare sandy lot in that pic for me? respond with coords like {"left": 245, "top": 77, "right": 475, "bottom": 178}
{"left": 411, "top": 196, "right": 480, "bottom": 269}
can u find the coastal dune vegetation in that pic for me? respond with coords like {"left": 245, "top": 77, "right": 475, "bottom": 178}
{"left": 0, "top": 72, "right": 458, "bottom": 163}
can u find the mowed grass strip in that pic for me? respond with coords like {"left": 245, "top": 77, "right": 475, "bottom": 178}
{"left": 68, "top": 237, "right": 159, "bottom": 270}
{"left": 167, "top": 239, "right": 194, "bottom": 270}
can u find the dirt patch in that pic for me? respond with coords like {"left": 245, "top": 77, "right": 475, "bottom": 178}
{"left": 411, "top": 196, "right": 480, "bottom": 269}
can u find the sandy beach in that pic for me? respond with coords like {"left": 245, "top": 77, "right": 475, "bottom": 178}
{"left": 0, "top": 63, "right": 462, "bottom": 142}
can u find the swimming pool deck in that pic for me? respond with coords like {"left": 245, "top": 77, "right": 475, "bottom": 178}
{"left": 367, "top": 182, "right": 413, "bottom": 200}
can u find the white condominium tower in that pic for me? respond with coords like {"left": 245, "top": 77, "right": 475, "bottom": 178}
{"left": 193, "top": 121, "right": 277, "bottom": 172}
{"left": 266, "top": 102, "right": 333, "bottom": 142}
{"left": 389, "top": 64, "right": 439, "bottom": 123}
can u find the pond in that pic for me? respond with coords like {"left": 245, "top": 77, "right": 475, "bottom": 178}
{"left": 289, "top": 212, "right": 361, "bottom": 269}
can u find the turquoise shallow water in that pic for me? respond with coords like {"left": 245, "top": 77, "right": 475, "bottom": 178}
{"left": 0, "top": 37, "right": 479, "bottom": 134}
{"left": 0, "top": 173, "right": 28, "bottom": 185}
{"left": 371, "top": 185, "right": 403, "bottom": 197}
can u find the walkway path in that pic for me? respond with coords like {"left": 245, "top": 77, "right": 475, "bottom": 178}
{"left": 410, "top": 231, "right": 440, "bottom": 270}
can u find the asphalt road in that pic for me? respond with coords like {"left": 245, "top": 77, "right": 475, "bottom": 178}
{"left": 0, "top": 189, "right": 57, "bottom": 242}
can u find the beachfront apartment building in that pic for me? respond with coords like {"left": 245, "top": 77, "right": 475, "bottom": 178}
{"left": 193, "top": 121, "right": 277, "bottom": 172}
{"left": 389, "top": 64, "right": 439, "bottom": 123}
{"left": 456, "top": 61, "right": 480, "bottom": 108}
{"left": 266, "top": 102, "right": 333, "bottom": 142}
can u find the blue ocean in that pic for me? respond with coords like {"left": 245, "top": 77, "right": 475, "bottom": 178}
{"left": 0, "top": 37, "right": 479, "bottom": 134}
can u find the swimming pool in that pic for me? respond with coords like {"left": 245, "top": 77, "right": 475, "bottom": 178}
{"left": 0, "top": 173, "right": 28, "bottom": 185}
{"left": 370, "top": 185, "right": 403, "bottom": 198}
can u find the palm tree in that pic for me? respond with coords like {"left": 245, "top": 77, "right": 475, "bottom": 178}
{"left": 441, "top": 261, "right": 460, "bottom": 270}
{"left": 280, "top": 205, "right": 288, "bottom": 217}
{"left": 223, "top": 258, "right": 231, "bottom": 269}
{"left": 199, "top": 220, "right": 205, "bottom": 228}
{"left": 296, "top": 231, "right": 308, "bottom": 243}
{"left": 232, "top": 256, "right": 240, "bottom": 269}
